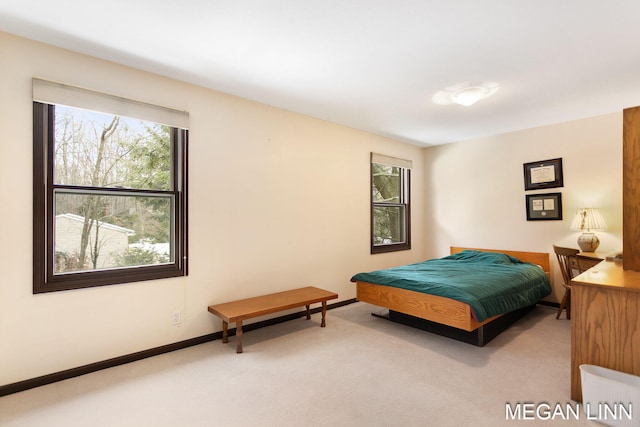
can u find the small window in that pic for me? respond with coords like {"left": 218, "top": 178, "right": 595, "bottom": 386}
{"left": 371, "top": 153, "right": 411, "bottom": 254}
{"left": 33, "top": 80, "right": 188, "bottom": 293}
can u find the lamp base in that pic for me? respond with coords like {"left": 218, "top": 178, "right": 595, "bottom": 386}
{"left": 577, "top": 233, "right": 600, "bottom": 252}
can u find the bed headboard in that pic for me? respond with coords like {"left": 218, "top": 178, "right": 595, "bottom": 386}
{"left": 450, "top": 247, "right": 550, "bottom": 277}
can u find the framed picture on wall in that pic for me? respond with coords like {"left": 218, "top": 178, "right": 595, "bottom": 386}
{"left": 526, "top": 192, "right": 562, "bottom": 221}
{"left": 523, "top": 158, "right": 563, "bottom": 190}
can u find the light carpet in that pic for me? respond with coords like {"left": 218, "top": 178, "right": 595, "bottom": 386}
{"left": 0, "top": 302, "right": 591, "bottom": 426}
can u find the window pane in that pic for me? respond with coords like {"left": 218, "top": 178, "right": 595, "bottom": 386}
{"left": 54, "top": 192, "right": 173, "bottom": 273}
{"left": 372, "top": 163, "right": 401, "bottom": 203}
{"left": 373, "top": 205, "right": 405, "bottom": 245}
{"left": 54, "top": 105, "right": 172, "bottom": 190}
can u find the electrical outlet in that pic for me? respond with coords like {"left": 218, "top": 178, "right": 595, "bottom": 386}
{"left": 171, "top": 310, "right": 181, "bottom": 326}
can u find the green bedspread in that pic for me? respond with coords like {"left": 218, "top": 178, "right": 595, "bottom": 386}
{"left": 350, "top": 250, "right": 551, "bottom": 322}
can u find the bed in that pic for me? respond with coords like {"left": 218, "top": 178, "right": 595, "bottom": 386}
{"left": 350, "top": 247, "right": 552, "bottom": 346}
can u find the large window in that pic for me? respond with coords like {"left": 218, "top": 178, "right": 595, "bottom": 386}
{"left": 33, "top": 80, "right": 188, "bottom": 293}
{"left": 371, "top": 153, "right": 411, "bottom": 254}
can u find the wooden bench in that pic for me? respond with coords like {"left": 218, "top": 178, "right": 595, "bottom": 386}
{"left": 207, "top": 286, "right": 339, "bottom": 353}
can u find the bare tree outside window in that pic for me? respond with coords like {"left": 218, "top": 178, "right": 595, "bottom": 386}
{"left": 53, "top": 106, "right": 173, "bottom": 273}
{"left": 34, "top": 100, "right": 188, "bottom": 293}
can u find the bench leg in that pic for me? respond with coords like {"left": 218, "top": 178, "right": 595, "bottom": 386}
{"left": 321, "top": 301, "right": 327, "bottom": 327}
{"left": 305, "top": 304, "right": 311, "bottom": 320}
{"left": 222, "top": 320, "right": 229, "bottom": 344}
{"left": 236, "top": 320, "right": 243, "bottom": 353}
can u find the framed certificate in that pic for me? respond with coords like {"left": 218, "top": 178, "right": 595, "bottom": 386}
{"left": 523, "top": 158, "right": 563, "bottom": 191}
{"left": 526, "top": 193, "right": 563, "bottom": 221}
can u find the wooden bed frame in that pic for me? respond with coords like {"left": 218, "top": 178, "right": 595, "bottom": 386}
{"left": 354, "top": 247, "right": 551, "bottom": 346}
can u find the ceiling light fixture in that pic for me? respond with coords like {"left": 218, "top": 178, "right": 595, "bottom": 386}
{"left": 432, "top": 82, "right": 500, "bottom": 106}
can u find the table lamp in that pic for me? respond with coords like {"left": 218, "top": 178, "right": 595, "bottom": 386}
{"left": 570, "top": 208, "right": 607, "bottom": 252}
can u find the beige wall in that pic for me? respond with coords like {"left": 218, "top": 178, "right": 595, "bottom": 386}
{"left": 0, "top": 32, "right": 425, "bottom": 385}
{"left": 0, "top": 30, "right": 626, "bottom": 387}
{"left": 424, "top": 114, "right": 623, "bottom": 302}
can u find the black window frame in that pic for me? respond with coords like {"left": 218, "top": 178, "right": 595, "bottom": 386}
{"left": 33, "top": 102, "right": 188, "bottom": 293}
{"left": 370, "top": 160, "right": 411, "bottom": 254}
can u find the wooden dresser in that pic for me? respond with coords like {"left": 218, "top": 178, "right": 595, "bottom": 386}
{"left": 570, "top": 260, "right": 640, "bottom": 401}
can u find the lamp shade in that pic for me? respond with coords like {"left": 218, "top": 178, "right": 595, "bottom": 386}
{"left": 570, "top": 208, "right": 607, "bottom": 231}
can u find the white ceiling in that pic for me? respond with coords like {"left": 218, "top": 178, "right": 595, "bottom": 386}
{"left": 2, "top": 1, "right": 640, "bottom": 147}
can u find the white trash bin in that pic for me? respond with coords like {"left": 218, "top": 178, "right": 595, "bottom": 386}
{"left": 580, "top": 364, "right": 640, "bottom": 427}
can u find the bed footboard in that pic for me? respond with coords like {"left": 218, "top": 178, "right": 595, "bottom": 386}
{"left": 356, "top": 281, "right": 498, "bottom": 332}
